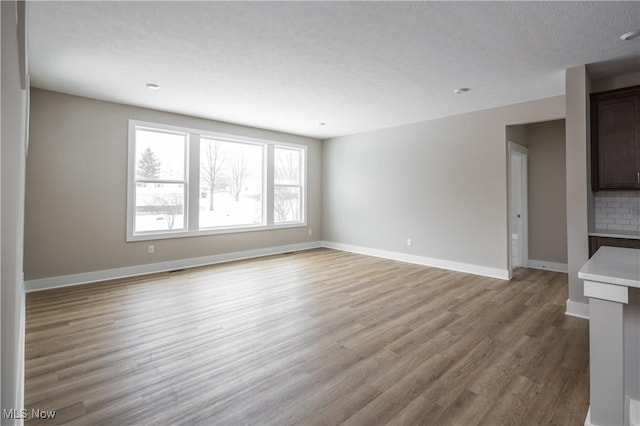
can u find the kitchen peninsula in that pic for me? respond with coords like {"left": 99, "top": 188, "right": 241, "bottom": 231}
{"left": 579, "top": 247, "right": 640, "bottom": 426}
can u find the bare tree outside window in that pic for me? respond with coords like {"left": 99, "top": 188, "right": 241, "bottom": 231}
{"left": 155, "top": 193, "right": 182, "bottom": 229}
{"left": 198, "top": 141, "right": 263, "bottom": 229}
{"left": 229, "top": 150, "right": 249, "bottom": 202}
{"left": 274, "top": 188, "right": 295, "bottom": 222}
{"left": 200, "top": 139, "right": 225, "bottom": 210}
{"left": 275, "top": 148, "right": 299, "bottom": 183}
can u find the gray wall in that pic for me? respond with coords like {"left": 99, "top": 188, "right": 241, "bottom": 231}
{"left": 565, "top": 65, "right": 590, "bottom": 308}
{"left": 24, "top": 89, "right": 322, "bottom": 280}
{"left": 591, "top": 71, "right": 640, "bottom": 94}
{"left": 323, "top": 96, "right": 565, "bottom": 274}
{"left": 526, "top": 120, "right": 567, "bottom": 264}
{"left": 506, "top": 124, "right": 527, "bottom": 147}
{"left": 1, "top": 0, "right": 28, "bottom": 419}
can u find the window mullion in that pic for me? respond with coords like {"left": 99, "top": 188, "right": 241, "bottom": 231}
{"left": 188, "top": 133, "right": 200, "bottom": 232}
{"left": 135, "top": 179, "right": 186, "bottom": 185}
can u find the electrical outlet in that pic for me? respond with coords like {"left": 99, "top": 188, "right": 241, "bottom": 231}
{"left": 308, "top": 229, "right": 313, "bottom": 236}
{"left": 147, "top": 245, "right": 155, "bottom": 254}
{"left": 407, "top": 238, "right": 412, "bottom": 247}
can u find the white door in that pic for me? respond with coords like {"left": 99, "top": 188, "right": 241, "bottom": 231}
{"left": 509, "top": 142, "right": 528, "bottom": 271}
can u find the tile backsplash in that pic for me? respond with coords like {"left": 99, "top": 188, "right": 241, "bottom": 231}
{"left": 594, "top": 191, "right": 640, "bottom": 232}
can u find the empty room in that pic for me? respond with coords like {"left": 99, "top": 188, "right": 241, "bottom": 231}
{"left": 2, "top": 1, "right": 640, "bottom": 425}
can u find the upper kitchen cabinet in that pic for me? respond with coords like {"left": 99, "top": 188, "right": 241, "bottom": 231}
{"left": 591, "top": 85, "right": 640, "bottom": 191}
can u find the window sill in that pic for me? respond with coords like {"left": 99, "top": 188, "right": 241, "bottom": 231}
{"left": 127, "top": 222, "right": 308, "bottom": 242}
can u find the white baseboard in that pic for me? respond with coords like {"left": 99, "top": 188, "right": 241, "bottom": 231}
{"left": 566, "top": 298, "right": 589, "bottom": 320}
{"left": 528, "top": 259, "right": 568, "bottom": 273}
{"left": 631, "top": 398, "right": 640, "bottom": 426}
{"left": 584, "top": 406, "right": 591, "bottom": 426}
{"left": 25, "top": 241, "right": 322, "bottom": 292}
{"left": 322, "top": 241, "right": 510, "bottom": 280}
{"left": 17, "top": 279, "right": 26, "bottom": 421}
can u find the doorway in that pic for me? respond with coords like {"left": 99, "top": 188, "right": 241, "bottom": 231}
{"left": 509, "top": 141, "right": 528, "bottom": 272}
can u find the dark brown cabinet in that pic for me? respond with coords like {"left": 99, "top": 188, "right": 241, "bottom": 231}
{"left": 591, "top": 86, "right": 640, "bottom": 191}
{"left": 589, "top": 236, "right": 640, "bottom": 257}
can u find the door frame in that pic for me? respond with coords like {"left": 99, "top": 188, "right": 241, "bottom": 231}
{"left": 508, "top": 141, "right": 529, "bottom": 276}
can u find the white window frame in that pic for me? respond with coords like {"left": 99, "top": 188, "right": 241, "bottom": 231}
{"left": 127, "top": 120, "right": 307, "bottom": 242}
{"left": 273, "top": 145, "right": 305, "bottom": 224}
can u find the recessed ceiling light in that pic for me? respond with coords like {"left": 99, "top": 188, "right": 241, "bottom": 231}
{"left": 454, "top": 88, "right": 470, "bottom": 95}
{"left": 319, "top": 122, "right": 326, "bottom": 126}
{"left": 146, "top": 83, "right": 160, "bottom": 90}
{"left": 620, "top": 30, "right": 640, "bottom": 41}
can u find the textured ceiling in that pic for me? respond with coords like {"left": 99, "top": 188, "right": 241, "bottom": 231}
{"left": 28, "top": 1, "right": 640, "bottom": 139}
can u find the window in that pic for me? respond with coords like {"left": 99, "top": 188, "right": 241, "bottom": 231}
{"left": 274, "top": 147, "right": 303, "bottom": 223}
{"left": 199, "top": 138, "right": 264, "bottom": 229}
{"left": 133, "top": 128, "right": 187, "bottom": 233}
{"left": 127, "top": 121, "right": 306, "bottom": 241}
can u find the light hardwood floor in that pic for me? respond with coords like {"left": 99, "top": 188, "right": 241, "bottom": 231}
{"left": 25, "top": 248, "right": 589, "bottom": 425}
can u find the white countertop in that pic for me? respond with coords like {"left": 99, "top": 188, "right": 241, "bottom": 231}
{"left": 579, "top": 246, "right": 640, "bottom": 288}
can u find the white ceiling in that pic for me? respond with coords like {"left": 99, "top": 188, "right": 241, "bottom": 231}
{"left": 28, "top": 1, "right": 640, "bottom": 139}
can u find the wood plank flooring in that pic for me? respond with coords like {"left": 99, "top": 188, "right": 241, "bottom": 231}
{"left": 24, "top": 248, "right": 589, "bottom": 425}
